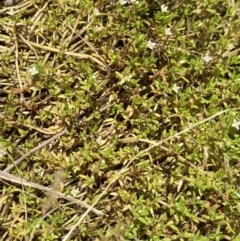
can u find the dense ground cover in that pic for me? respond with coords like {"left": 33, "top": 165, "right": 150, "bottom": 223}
{"left": 0, "top": 0, "right": 240, "bottom": 240}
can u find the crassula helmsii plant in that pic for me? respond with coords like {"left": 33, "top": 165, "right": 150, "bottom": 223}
{"left": 0, "top": 0, "right": 240, "bottom": 240}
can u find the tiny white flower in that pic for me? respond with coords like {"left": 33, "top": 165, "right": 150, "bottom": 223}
{"left": 101, "top": 159, "right": 106, "bottom": 164}
{"left": 93, "top": 8, "right": 100, "bottom": 16}
{"left": 0, "top": 147, "right": 6, "bottom": 158}
{"left": 232, "top": 118, "right": 240, "bottom": 130}
{"left": 28, "top": 66, "right": 39, "bottom": 76}
{"left": 96, "top": 136, "right": 104, "bottom": 146}
{"left": 134, "top": 145, "right": 139, "bottom": 151}
{"left": 71, "top": 187, "right": 81, "bottom": 197}
{"left": 95, "top": 26, "right": 102, "bottom": 32}
{"left": 165, "top": 28, "right": 172, "bottom": 36}
{"left": 119, "top": 0, "right": 128, "bottom": 4}
{"left": 34, "top": 167, "right": 45, "bottom": 176}
{"left": 172, "top": 83, "right": 180, "bottom": 93}
{"left": 161, "top": 4, "right": 168, "bottom": 12}
{"left": 202, "top": 53, "right": 213, "bottom": 63}
{"left": 146, "top": 40, "right": 156, "bottom": 50}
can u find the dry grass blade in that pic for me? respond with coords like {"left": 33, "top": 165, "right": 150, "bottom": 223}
{"left": 0, "top": 0, "right": 33, "bottom": 14}
{"left": 0, "top": 170, "right": 102, "bottom": 216}
{"left": 18, "top": 34, "right": 108, "bottom": 71}
{"left": 4, "top": 128, "right": 67, "bottom": 173}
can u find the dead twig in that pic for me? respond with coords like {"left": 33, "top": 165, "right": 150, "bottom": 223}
{"left": 3, "top": 128, "right": 67, "bottom": 173}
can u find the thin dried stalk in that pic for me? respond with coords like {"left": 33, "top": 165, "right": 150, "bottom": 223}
{"left": 0, "top": 170, "right": 102, "bottom": 216}
{"left": 3, "top": 128, "right": 67, "bottom": 173}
